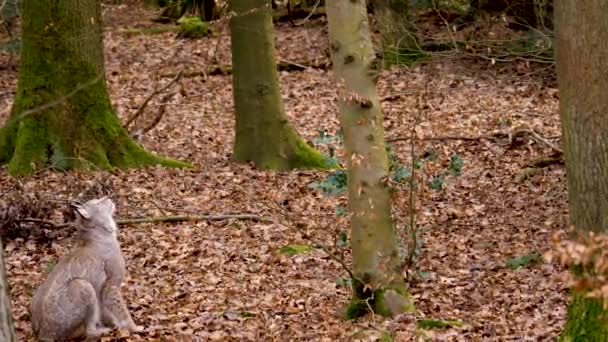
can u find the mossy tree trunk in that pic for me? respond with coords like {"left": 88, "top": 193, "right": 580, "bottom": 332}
{"left": 555, "top": 0, "right": 608, "bottom": 339}
{"left": 372, "top": 0, "right": 418, "bottom": 65}
{"left": 157, "top": 0, "right": 215, "bottom": 22}
{"left": 0, "top": 0, "right": 186, "bottom": 176}
{"left": 230, "top": 0, "right": 331, "bottom": 170}
{"left": 326, "top": 0, "right": 414, "bottom": 318}
{"left": 0, "top": 239, "right": 16, "bottom": 342}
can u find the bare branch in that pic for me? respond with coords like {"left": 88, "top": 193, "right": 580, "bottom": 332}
{"left": 387, "top": 128, "right": 562, "bottom": 154}
{"left": 18, "top": 213, "right": 271, "bottom": 228}
{"left": 124, "top": 70, "right": 183, "bottom": 129}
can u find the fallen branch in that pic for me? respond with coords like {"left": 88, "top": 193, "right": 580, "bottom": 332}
{"left": 18, "top": 214, "right": 271, "bottom": 228}
{"left": 525, "top": 154, "right": 564, "bottom": 168}
{"left": 117, "top": 214, "right": 270, "bottom": 224}
{"left": 161, "top": 60, "right": 329, "bottom": 78}
{"left": 124, "top": 70, "right": 183, "bottom": 129}
{"left": 387, "top": 128, "right": 562, "bottom": 154}
{"left": 116, "top": 26, "right": 181, "bottom": 36}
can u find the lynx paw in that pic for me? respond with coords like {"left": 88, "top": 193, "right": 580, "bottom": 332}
{"left": 87, "top": 325, "right": 112, "bottom": 337}
{"left": 130, "top": 325, "right": 144, "bottom": 332}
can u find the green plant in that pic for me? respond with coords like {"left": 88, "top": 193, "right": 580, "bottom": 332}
{"left": 429, "top": 174, "right": 444, "bottom": 191}
{"left": 448, "top": 154, "right": 464, "bottom": 176}
{"left": 336, "top": 277, "right": 352, "bottom": 288}
{"left": 506, "top": 252, "right": 543, "bottom": 270}
{"left": 308, "top": 169, "right": 348, "bottom": 196}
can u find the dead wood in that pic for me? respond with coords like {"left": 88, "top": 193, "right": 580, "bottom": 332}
{"left": 162, "top": 60, "right": 329, "bottom": 78}
{"left": 124, "top": 70, "right": 183, "bottom": 129}
{"left": 18, "top": 214, "right": 270, "bottom": 229}
{"left": 387, "top": 128, "right": 562, "bottom": 154}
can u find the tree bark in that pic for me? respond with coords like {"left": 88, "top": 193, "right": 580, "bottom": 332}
{"left": 0, "top": 239, "right": 16, "bottom": 342}
{"left": 0, "top": 0, "right": 187, "bottom": 175}
{"left": 372, "top": 0, "right": 418, "bottom": 65}
{"left": 555, "top": 0, "right": 608, "bottom": 339}
{"left": 230, "top": 0, "right": 332, "bottom": 170}
{"left": 326, "top": 0, "right": 414, "bottom": 318}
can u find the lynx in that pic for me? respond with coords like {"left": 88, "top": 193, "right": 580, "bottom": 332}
{"left": 30, "top": 197, "right": 142, "bottom": 341}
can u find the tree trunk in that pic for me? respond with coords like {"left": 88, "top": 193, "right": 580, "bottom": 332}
{"left": 555, "top": 0, "right": 608, "bottom": 339}
{"left": 230, "top": 0, "right": 332, "bottom": 170}
{"left": 0, "top": 239, "right": 16, "bottom": 342}
{"left": 0, "top": 0, "right": 186, "bottom": 176}
{"left": 326, "top": 0, "right": 414, "bottom": 318}
{"left": 372, "top": 0, "right": 418, "bottom": 66}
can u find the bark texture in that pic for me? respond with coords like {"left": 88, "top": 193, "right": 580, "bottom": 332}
{"left": 0, "top": 239, "right": 16, "bottom": 342}
{"left": 372, "top": 0, "right": 418, "bottom": 65}
{"left": 230, "top": 0, "right": 331, "bottom": 170}
{"left": 555, "top": 0, "right": 608, "bottom": 339}
{"left": 326, "top": 0, "right": 414, "bottom": 318}
{"left": 0, "top": 0, "right": 186, "bottom": 175}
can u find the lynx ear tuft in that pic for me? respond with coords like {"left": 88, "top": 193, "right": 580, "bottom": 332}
{"left": 71, "top": 204, "right": 92, "bottom": 220}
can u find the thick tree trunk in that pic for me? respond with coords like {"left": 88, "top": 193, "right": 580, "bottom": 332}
{"left": 372, "top": 0, "right": 418, "bottom": 65}
{"left": 0, "top": 0, "right": 186, "bottom": 175}
{"left": 230, "top": 0, "right": 331, "bottom": 170}
{"left": 555, "top": 0, "right": 608, "bottom": 339}
{"left": 326, "top": 0, "right": 414, "bottom": 318}
{"left": 0, "top": 240, "right": 16, "bottom": 342}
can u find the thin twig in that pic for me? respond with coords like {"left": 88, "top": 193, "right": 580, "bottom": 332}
{"left": 142, "top": 91, "right": 174, "bottom": 134}
{"left": 295, "top": 0, "right": 321, "bottom": 26}
{"left": 123, "top": 70, "right": 183, "bottom": 129}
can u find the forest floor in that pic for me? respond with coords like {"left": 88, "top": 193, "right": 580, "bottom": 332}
{"left": 0, "top": 2, "right": 569, "bottom": 341}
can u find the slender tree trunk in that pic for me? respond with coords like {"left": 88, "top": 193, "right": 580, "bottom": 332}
{"left": 326, "top": 0, "right": 414, "bottom": 318}
{"left": 555, "top": 0, "right": 608, "bottom": 339}
{"left": 0, "top": 0, "right": 186, "bottom": 175}
{"left": 0, "top": 239, "right": 16, "bottom": 342}
{"left": 230, "top": 0, "right": 332, "bottom": 170}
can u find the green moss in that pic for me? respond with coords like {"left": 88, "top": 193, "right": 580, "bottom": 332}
{"left": 2, "top": 94, "right": 189, "bottom": 175}
{"left": 345, "top": 279, "right": 414, "bottom": 319}
{"left": 560, "top": 292, "right": 608, "bottom": 342}
{"left": 178, "top": 16, "right": 211, "bottom": 38}
{"left": 278, "top": 244, "right": 313, "bottom": 256}
{"left": 417, "top": 319, "right": 464, "bottom": 330}
{"left": 0, "top": 122, "right": 16, "bottom": 163}
{"left": 291, "top": 138, "right": 338, "bottom": 169}
{"left": 8, "top": 117, "right": 49, "bottom": 175}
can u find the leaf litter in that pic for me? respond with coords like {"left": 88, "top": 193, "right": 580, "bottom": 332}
{"left": 0, "top": 2, "right": 569, "bottom": 340}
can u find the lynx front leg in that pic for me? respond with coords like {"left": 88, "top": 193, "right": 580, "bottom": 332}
{"left": 66, "top": 279, "right": 112, "bottom": 339}
{"left": 101, "top": 283, "right": 143, "bottom": 332}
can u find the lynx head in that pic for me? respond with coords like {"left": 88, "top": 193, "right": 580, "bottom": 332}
{"left": 72, "top": 197, "right": 118, "bottom": 238}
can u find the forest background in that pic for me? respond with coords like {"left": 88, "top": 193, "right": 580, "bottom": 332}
{"left": 0, "top": 0, "right": 597, "bottom": 340}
